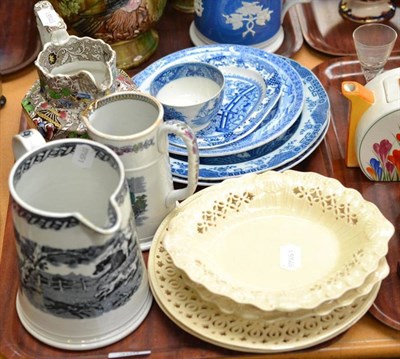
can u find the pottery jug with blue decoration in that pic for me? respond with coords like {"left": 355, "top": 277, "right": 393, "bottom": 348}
{"left": 192, "top": 0, "right": 310, "bottom": 52}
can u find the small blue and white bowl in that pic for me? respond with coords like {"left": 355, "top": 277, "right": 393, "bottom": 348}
{"left": 150, "top": 62, "right": 225, "bottom": 132}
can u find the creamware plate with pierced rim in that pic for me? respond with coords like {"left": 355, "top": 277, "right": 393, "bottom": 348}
{"left": 163, "top": 170, "right": 394, "bottom": 318}
{"left": 148, "top": 201, "right": 382, "bottom": 353}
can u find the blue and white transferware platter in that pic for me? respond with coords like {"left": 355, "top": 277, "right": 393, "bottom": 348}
{"left": 170, "top": 59, "right": 330, "bottom": 182}
{"left": 170, "top": 57, "right": 304, "bottom": 159}
{"left": 162, "top": 47, "right": 304, "bottom": 157}
{"left": 169, "top": 65, "right": 282, "bottom": 149}
{"left": 133, "top": 45, "right": 303, "bottom": 151}
{"left": 177, "top": 122, "right": 330, "bottom": 187}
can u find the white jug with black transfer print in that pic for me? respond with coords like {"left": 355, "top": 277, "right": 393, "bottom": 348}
{"left": 9, "top": 129, "right": 152, "bottom": 350}
{"left": 80, "top": 91, "right": 199, "bottom": 250}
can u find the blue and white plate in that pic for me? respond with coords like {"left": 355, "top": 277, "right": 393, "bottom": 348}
{"left": 133, "top": 45, "right": 304, "bottom": 151}
{"left": 175, "top": 121, "right": 330, "bottom": 186}
{"left": 170, "top": 59, "right": 330, "bottom": 182}
{"left": 163, "top": 47, "right": 304, "bottom": 157}
{"left": 169, "top": 65, "right": 282, "bottom": 149}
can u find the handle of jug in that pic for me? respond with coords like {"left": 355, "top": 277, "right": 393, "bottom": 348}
{"left": 282, "top": 0, "right": 311, "bottom": 21}
{"left": 157, "top": 120, "right": 199, "bottom": 208}
{"left": 34, "top": 1, "right": 69, "bottom": 46}
{"left": 12, "top": 129, "right": 46, "bottom": 161}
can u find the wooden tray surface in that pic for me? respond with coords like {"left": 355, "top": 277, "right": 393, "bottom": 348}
{"left": 311, "top": 56, "right": 400, "bottom": 331}
{"left": 1, "top": 4, "right": 399, "bottom": 358}
{"left": 296, "top": 0, "right": 400, "bottom": 56}
{"left": 2, "top": 63, "right": 400, "bottom": 359}
{"left": 0, "top": 0, "right": 41, "bottom": 75}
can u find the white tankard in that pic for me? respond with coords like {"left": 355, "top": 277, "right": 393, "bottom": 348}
{"left": 80, "top": 91, "right": 199, "bottom": 250}
{"left": 9, "top": 129, "right": 152, "bottom": 350}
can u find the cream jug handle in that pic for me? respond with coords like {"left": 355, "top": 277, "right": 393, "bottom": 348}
{"left": 12, "top": 129, "right": 46, "bottom": 161}
{"left": 157, "top": 121, "right": 199, "bottom": 208}
{"left": 282, "top": 0, "right": 311, "bottom": 21}
{"left": 34, "top": 1, "right": 69, "bottom": 47}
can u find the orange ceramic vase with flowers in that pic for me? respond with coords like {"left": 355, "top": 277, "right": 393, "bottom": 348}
{"left": 342, "top": 67, "right": 400, "bottom": 181}
{"left": 49, "top": 0, "right": 167, "bottom": 69}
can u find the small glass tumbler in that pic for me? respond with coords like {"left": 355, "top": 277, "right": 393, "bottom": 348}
{"left": 353, "top": 23, "right": 398, "bottom": 82}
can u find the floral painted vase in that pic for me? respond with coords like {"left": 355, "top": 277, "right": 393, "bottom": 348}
{"left": 342, "top": 67, "right": 400, "bottom": 181}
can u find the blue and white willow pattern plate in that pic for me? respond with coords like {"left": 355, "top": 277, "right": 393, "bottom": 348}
{"left": 165, "top": 49, "right": 305, "bottom": 157}
{"left": 133, "top": 45, "right": 303, "bottom": 152}
{"left": 168, "top": 65, "right": 282, "bottom": 149}
{"left": 170, "top": 58, "right": 330, "bottom": 182}
{"left": 176, "top": 122, "right": 330, "bottom": 187}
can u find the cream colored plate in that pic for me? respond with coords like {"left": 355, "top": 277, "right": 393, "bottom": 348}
{"left": 148, "top": 211, "right": 381, "bottom": 353}
{"left": 164, "top": 171, "right": 393, "bottom": 316}
{"left": 181, "top": 255, "right": 388, "bottom": 321}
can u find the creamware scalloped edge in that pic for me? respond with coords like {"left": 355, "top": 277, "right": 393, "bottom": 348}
{"left": 164, "top": 170, "right": 394, "bottom": 314}
{"left": 148, "top": 206, "right": 382, "bottom": 353}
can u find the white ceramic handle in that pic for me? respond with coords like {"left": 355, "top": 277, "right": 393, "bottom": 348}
{"left": 158, "top": 120, "right": 199, "bottom": 208}
{"left": 34, "top": 1, "right": 69, "bottom": 46}
{"left": 12, "top": 129, "right": 46, "bottom": 160}
{"left": 282, "top": 0, "right": 311, "bottom": 21}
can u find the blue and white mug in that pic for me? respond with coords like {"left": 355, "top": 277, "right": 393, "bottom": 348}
{"left": 192, "top": 0, "right": 310, "bottom": 51}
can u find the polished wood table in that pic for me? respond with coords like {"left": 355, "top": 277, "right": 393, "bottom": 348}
{"left": 1, "top": 2, "right": 399, "bottom": 358}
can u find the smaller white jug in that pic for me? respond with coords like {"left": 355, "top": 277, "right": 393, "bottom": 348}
{"left": 81, "top": 91, "right": 199, "bottom": 250}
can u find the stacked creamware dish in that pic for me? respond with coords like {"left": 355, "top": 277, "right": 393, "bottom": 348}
{"left": 148, "top": 170, "right": 394, "bottom": 353}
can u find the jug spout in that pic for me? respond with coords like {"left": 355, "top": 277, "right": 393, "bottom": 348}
{"left": 34, "top": 1, "right": 69, "bottom": 46}
{"left": 282, "top": 0, "right": 311, "bottom": 21}
{"left": 342, "top": 81, "right": 375, "bottom": 167}
{"left": 11, "top": 129, "right": 125, "bottom": 237}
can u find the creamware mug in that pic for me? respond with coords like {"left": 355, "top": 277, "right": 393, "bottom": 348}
{"left": 81, "top": 91, "right": 199, "bottom": 250}
{"left": 9, "top": 129, "right": 152, "bottom": 350}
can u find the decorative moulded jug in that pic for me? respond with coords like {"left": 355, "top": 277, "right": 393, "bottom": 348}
{"left": 192, "top": 0, "right": 310, "bottom": 52}
{"left": 9, "top": 129, "right": 152, "bottom": 350}
{"left": 342, "top": 67, "right": 400, "bottom": 181}
{"left": 47, "top": 0, "right": 167, "bottom": 69}
{"left": 34, "top": 1, "right": 118, "bottom": 111}
{"left": 21, "top": 1, "right": 137, "bottom": 141}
